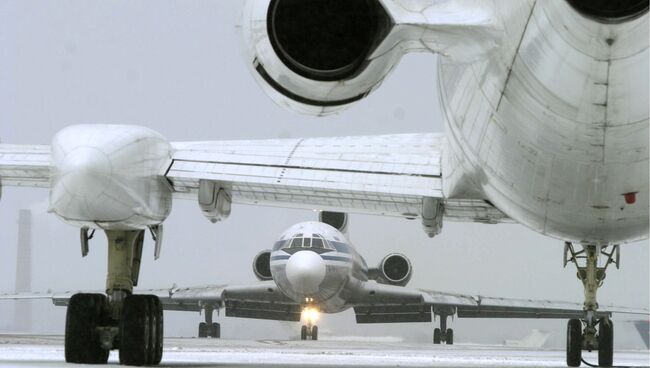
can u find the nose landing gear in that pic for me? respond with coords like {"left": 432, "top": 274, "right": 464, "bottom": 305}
{"left": 300, "top": 306, "right": 319, "bottom": 340}
{"left": 564, "top": 243, "right": 618, "bottom": 367}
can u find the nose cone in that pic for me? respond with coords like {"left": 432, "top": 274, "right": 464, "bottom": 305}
{"left": 57, "top": 147, "right": 112, "bottom": 198}
{"left": 285, "top": 251, "right": 326, "bottom": 295}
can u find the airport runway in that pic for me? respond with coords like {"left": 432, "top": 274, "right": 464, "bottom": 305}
{"left": 0, "top": 334, "right": 648, "bottom": 367}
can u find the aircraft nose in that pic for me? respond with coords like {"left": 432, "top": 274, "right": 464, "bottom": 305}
{"left": 56, "top": 147, "right": 113, "bottom": 198}
{"left": 285, "top": 250, "right": 326, "bottom": 295}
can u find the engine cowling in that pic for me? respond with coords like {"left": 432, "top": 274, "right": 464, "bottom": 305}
{"left": 243, "top": 0, "right": 395, "bottom": 115}
{"left": 242, "top": 0, "right": 504, "bottom": 115}
{"left": 372, "top": 253, "right": 412, "bottom": 287}
{"left": 253, "top": 250, "right": 273, "bottom": 281}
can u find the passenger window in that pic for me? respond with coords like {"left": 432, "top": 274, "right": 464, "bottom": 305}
{"left": 312, "top": 238, "right": 323, "bottom": 248}
{"left": 303, "top": 238, "right": 312, "bottom": 248}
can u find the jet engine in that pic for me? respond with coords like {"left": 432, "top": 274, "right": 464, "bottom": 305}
{"left": 253, "top": 250, "right": 273, "bottom": 281}
{"left": 242, "top": 0, "right": 504, "bottom": 115}
{"left": 372, "top": 253, "right": 412, "bottom": 287}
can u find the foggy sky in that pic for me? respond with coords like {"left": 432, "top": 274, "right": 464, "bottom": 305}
{"left": 0, "top": 1, "right": 648, "bottom": 348}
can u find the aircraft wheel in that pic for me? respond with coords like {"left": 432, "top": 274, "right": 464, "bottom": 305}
{"left": 198, "top": 322, "right": 208, "bottom": 338}
{"left": 598, "top": 319, "right": 614, "bottom": 367}
{"left": 446, "top": 329, "right": 453, "bottom": 345}
{"left": 433, "top": 328, "right": 441, "bottom": 344}
{"left": 119, "top": 295, "right": 163, "bottom": 366}
{"left": 311, "top": 326, "right": 318, "bottom": 341}
{"left": 211, "top": 323, "right": 221, "bottom": 338}
{"left": 567, "top": 319, "right": 583, "bottom": 367}
{"left": 151, "top": 297, "right": 164, "bottom": 365}
{"left": 64, "top": 293, "right": 109, "bottom": 364}
{"left": 300, "top": 325, "right": 308, "bottom": 340}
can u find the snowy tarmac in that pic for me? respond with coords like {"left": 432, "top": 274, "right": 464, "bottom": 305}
{"left": 0, "top": 334, "right": 648, "bottom": 367}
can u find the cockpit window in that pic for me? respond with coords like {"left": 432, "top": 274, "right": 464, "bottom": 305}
{"left": 311, "top": 237, "right": 323, "bottom": 248}
{"left": 282, "top": 234, "right": 333, "bottom": 251}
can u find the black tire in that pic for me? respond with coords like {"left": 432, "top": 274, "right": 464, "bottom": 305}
{"left": 598, "top": 319, "right": 614, "bottom": 368}
{"left": 198, "top": 322, "right": 208, "bottom": 338}
{"left": 433, "top": 328, "right": 441, "bottom": 344}
{"left": 211, "top": 323, "right": 221, "bottom": 339}
{"left": 120, "top": 295, "right": 162, "bottom": 366}
{"left": 446, "top": 329, "right": 453, "bottom": 345}
{"left": 300, "top": 325, "right": 308, "bottom": 340}
{"left": 567, "top": 319, "right": 583, "bottom": 367}
{"left": 311, "top": 326, "right": 318, "bottom": 341}
{"left": 151, "top": 297, "right": 164, "bottom": 365}
{"left": 64, "top": 293, "right": 109, "bottom": 364}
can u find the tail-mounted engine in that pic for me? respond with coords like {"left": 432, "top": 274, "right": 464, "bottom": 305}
{"left": 318, "top": 211, "right": 348, "bottom": 233}
{"left": 370, "top": 253, "right": 412, "bottom": 287}
{"left": 253, "top": 250, "right": 273, "bottom": 281}
{"left": 242, "top": 0, "right": 503, "bottom": 115}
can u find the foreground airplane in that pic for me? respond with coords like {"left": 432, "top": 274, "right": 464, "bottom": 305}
{"left": 2, "top": 220, "right": 644, "bottom": 345}
{"left": 0, "top": 0, "right": 648, "bottom": 367}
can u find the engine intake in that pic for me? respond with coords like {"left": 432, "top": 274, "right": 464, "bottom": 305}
{"left": 253, "top": 250, "right": 273, "bottom": 281}
{"left": 372, "top": 253, "right": 412, "bottom": 287}
{"left": 267, "top": 0, "right": 391, "bottom": 82}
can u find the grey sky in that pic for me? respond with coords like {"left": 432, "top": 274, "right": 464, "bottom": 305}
{"left": 0, "top": 1, "right": 648, "bottom": 348}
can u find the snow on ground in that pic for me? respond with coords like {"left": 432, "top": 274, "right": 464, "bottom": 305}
{"left": 0, "top": 335, "right": 648, "bottom": 367}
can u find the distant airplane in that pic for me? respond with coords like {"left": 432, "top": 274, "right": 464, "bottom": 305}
{"left": 0, "top": 1, "right": 648, "bottom": 366}
{"left": 1, "top": 220, "right": 645, "bottom": 346}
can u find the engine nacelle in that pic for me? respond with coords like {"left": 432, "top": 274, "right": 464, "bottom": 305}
{"left": 371, "top": 253, "right": 412, "bottom": 287}
{"left": 318, "top": 211, "right": 348, "bottom": 233}
{"left": 242, "top": 0, "right": 504, "bottom": 116}
{"left": 253, "top": 250, "right": 273, "bottom": 281}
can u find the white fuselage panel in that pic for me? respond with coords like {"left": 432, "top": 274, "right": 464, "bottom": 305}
{"left": 441, "top": 1, "right": 649, "bottom": 244}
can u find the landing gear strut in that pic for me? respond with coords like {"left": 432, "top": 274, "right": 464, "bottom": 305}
{"left": 433, "top": 306, "right": 454, "bottom": 345}
{"left": 65, "top": 230, "right": 164, "bottom": 366}
{"left": 564, "top": 242, "right": 618, "bottom": 367}
{"left": 300, "top": 306, "right": 319, "bottom": 341}
{"left": 198, "top": 305, "right": 221, "bottom": 338}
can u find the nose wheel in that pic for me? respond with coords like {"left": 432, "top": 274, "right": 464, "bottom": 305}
{"left": 300, "top": 325, "right": 318, "bottom": 340}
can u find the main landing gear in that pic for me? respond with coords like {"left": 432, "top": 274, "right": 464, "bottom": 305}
{"left": 198, "top": 305, "right": 221, "bottom": 338}
{"left": 433, "top": 307, "right": 454, "bottom": 345}
{"left": 564, "top": 243, "right": 619, "bottom": 367}
{"left": 65, "top": 229, "right": 164, "bottom": 366}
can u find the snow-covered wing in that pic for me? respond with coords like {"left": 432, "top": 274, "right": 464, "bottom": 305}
{"left": 167, "top": 133, "right": 508, "bottom": 222}
{"left": 0, "top": 145, "right": 51, "bottom": 188}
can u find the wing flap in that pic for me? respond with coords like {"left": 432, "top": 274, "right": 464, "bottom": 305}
{"left": 168, "top": 134, "right": 443, "bottom": 218}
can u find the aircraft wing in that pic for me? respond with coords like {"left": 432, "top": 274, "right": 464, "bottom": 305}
{"left": 1, "top": 134, "right": 509, "bottom": 227}
{"left": 167, "top": 133, "right": 509, "bottom": 224}
{"left": 350, "top": 283, "right": 650, "bottom": 323}
{"left": 0, "top": 282, "right": 302, "bottom": 322}
{"left": 0, "top": 145, "right": 51, "bottom": 188}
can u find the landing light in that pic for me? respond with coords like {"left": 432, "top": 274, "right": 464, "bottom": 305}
{"left": 302, "top": 307, "right": 320, "bottom": 324}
